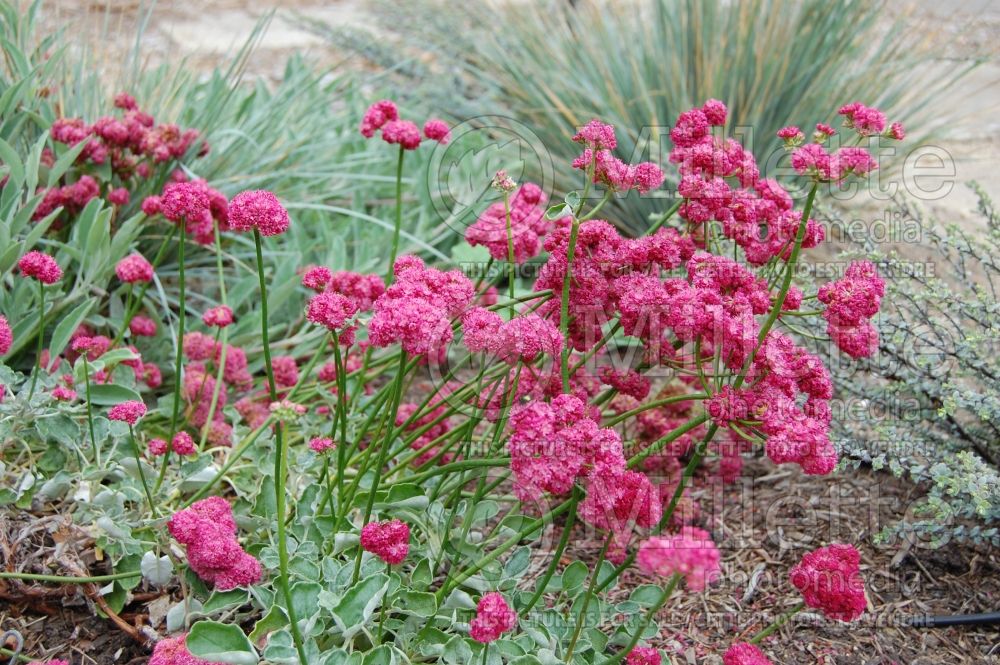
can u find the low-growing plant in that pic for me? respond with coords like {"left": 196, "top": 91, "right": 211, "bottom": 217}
{"left": 2, "top": 59, "right": 907, "bottom": 665}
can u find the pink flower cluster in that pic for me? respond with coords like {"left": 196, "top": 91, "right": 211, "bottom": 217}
{"left": 636, "top": 527, "right": 721, "bottom": 591}
{"left": 0, "top": 316, "right": 11, "bottom": 355}
{"left": 115, "top": 253, "right": 155, "bottom": 283}
{"left": 309, "top": 436, "right": 335, "bottom": 453}
{"left": 469, "top": 592, "right": 517, "bottom": 643}
{"left": 302, "top": 268, "right": 386, "bottom": 312}
{"left": 396, "top": 397, "right": 453, "bottom": 466}
{"left": 462, "top": 307, "right": 562, "bottom": 364}
{"left": 202, "top": 305, "right": 233, "bottom": 328}
{"left": 790, "top": 543, "right": 866, "bottom": 622}
{"left": 227, "top": 189, "right": 289, "bottom": 237}
{"left": 369, "top": 255, "right": 474, "bottom": 356}
{"left": 465, "top": 182, "right": 565, "bottom": 263}
{"left": 306, "top": 292, "right": 358, "bottom": 331}
{"left": 18, "top": 251, "right": 63, "bottom": 284}
{"left": 818, "top": 260, "right": 885, "bottom": 358}
{"left": 572, "top": 120, "right": 665, "bottom": 193}
{"left": 149, "top": 432, "right": 197, "bottom": 457}
{"left": 107, "top": 399, "right": 147, "bottom": 425}
{"left": 360, "top": 518, "right": 410, "bottom": 565}
{"left": 150, "top": 632, "right": 225, "bottom": 665}
{"left": 33, "top": 175, "right": 100, "bottom": 223}
{"left": 722, "top": 643, "right": 773, "bottom": 665}
{"left": 146, "top": 178, "right": 229, "bottom": 245}
{"left": 168, "top": 497, "right": 263, "bottom": 590}
{"left": 360, "top": 99, "right": 450, "bottom": 149}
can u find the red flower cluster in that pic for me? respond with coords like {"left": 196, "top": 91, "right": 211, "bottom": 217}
{"left": 360, "top": 518, "right": 410, "bottom": 565}
{"left": 469, "top": 592, "right": 517, "bottom": 643}
{"left": 790, "top": 543, "right": 866, "bottom": 621}
{"left": 465, "top": 182, "right": 566, "bottom": 263}
{"left": 360, "top": 99, "right": 450, "bottom": 149}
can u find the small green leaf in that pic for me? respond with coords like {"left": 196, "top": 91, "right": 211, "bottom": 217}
{"left": 48, "top": 299, "right": 94, "bottom": 360}
{"left": 331, "top": 573, "right": 388, "bottom": 639}
{"left": 187, "top": 620, "right": 259, "bottom": 665}
{"left": 88, "top": 384, "right": 142, "bottom": 406}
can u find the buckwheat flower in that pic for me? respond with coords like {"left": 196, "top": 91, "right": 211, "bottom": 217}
{"left": 150, "top": 632, "right": 225, "bottom": 665}
{"left": 302, "top": 265, "right": 333, "bottom": 291}
{"left": 599, "top": 367, "right": 651, "bottom": 400}
{"left": 272, "top": 356, "right": 299, "bottom": 388}
{"left": 309, "top": 437, "right": 336, "bottom": 453}
{"left": 815, "top": 122, "right": 836, "bottom": 138}
{"left": 172, "top": 432, "right": 197, "bottom": 456}
{"left": 329, "top": 271, "right": 385, "bottom": 311}
{"left": 633, "top": 162, "right": 665, "bottom": 193}
{"left": 469, "top": 592, "right": 517, "bottom": 643}
{"left": 0, "top": 316, "right": 11, "bottom": 355}
{"left": 888, "top": 121, "right": 905, "bottom": 140}
{"left": 149, "top": 438, "right": 168, "bottom": 456}
{"left": 108, "top": 400, "right": 147, "bottom": 425}
{"left": 360, "top": 518, "right": 410, "bottom": 565}
{"left": 776, "top": 125, "right": 804, "bottom": 145}
{"left": 790, "top": 543, "right": 866, "bottom": 621}
{"left": 51, "top": 385, "right": 76, "bottom": 401}
{"left": 834, "top": 147, "right": 877, "bottom": 177}
{"left": 636, "top": 527, "right": 721, "bottom": 591}
{"left": 381, "top": 119, "right": 422, "bottom": 150}
{"left": 184, "top": 332, "right": 219, "bottom": 361}
{"left": 360, "top": 99, "right": 399, "bottom": 138}
{"left": 626, "top": 647, "right": 661, "bottom": 665}
{"left": 838, "top": 102, "right": 886, "bottom": 136}
{"left": 423, "top": 118, "right": 451, "bottom": 143}
{"left": 228, "top": 189, "right": 289, "bottom": 236}
{"left": 141, "top": 195, "right": 162, "bottom": 216}
{"left": 462, "top": 307, "right": 503, "bottom": 353}
{"left": 269, "top": 399, "right": 306, "bottom": 420}
{"left": 130, "top": 315, "right": 158, "bottom": 337}
{"left": 160, "top": 181, "right": 211, "bottom": 223}
{"left": 307, "top": 291, "right": 358, "bottom": 330}
{"left": 202, "top": 305, "right": 233, "bottom": 328}
{"left": 723, "top": 643, "right": 773, "bottom": 665}
{"left": 18, "top": 251, "right": 62, "bottom": 284}
{"left": 573, "top": 119, "right": 617, "bottom": 150}
{"left": 168, "top": 497, "right": 262, "bottom": 590}
{"left": 116, "top": 253, "right": 154, "bottom": 283}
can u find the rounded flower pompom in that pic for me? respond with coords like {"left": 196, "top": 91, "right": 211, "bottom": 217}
{"left": 469, "top": 592, "right": 516, "bottom": 643}
{"left": 18, "top": 251, "right": 63, "bottom": 284}
{"left": 202, "top": 305, "right": 234, "bottom": 328}
{"left": 0, "top": 315, "right": 12, "bottom": 355}
{"left": 228, "top": 189, "right": 290, "bottom": 237}
{"left": 360, "top": 518, "right": 410, "bottom": 565}
{"left": 636, "top": 527, "right": 721, "bottom": 591}
{"left": 722, "top": 643, "right": 773, "bottom": 665}
{"left": 108, "top": 400, "right": 147, "bottom": 426}
{"left": 129, "top": 313, "right": 157, "bottom": 337}
{"left": 302, "top": 265, "right": 333, "bottom": 292}
{"left": 149, "top": 631, "right": 226, "bottom": 665}
{"left": 789, "top": 543, "right": 866, "bottom": 622}
{"left": 172, "top": 432, "right": 197, "bottom": 456}
{"left": 116, "top": 253, "right": 155, "bottom": 283}
{"left": 168, "top": 497, "right": 263, "bottom": 590}
{"left": 306, "top": 291, "right": 358, "bottom": 331}
{"left": 626, "top": 647, "right": 661, "bottom": 665}
{"left": 381, "top": 119, "right": 422, "bottom": 150}
{"left": 309, "top": 437, "right": 335, "bottom": 453}
{"left": 360, "top": 99, "right": 399, "bottom": 138}
{"left": 423, "top": 119, "right": 451, "bottom": 144}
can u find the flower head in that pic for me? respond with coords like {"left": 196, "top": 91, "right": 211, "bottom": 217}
{"left": 381, "top": 119, "right": 422, "bottom": 150}
{"left": 360, "top": 518, "right": 410, "bottom": 565}
{"left": 306, "top": 291, "right": 358, "bottom": 330}
{"left": 116, "top": 253, "right": 155, "bottom": 283}
{"left": 360, "top": 100, "right": 399, "bottom": 138}
{"left": 0, "top": 316, "right": 12, "bottom": 355}
{"left": 172, "top": 431, "right": 197, "bottom": 456}
{"left": 423, "top": 119, "right": 451, "bottom": 144}
{"left": 626, "top": 647, "right": 661, "bottom": 665}
{"left": 309, "top": 437, "right": 336, "bottom": 453}
{"left": 202, "top": 305, "right": 233, "bottom": 328}
{"left": 790, "top": 543, "right": 866, "bottom": 621}
{"left": 302, "top": 265, "right": 333, "bottom": 291}
{"left": 469, "top": 592, "right": 517, "bottom": 643}
{"left": 168, "top": 497, "right": 262, "bottom": 590}
{"left": 149, "top": 632, "right": 226, "bottom": 665}
{"left": 228, "top": 189, "right": 289, "bottom": 236}
{"left": 636, "top": 527, "right": 721, "bottom": 591}
{"left": 18, "top": 251, "right": 63, "bottom": 284}
{"left": 723, "top": 643, "right": 773, "bottom": 665}
{"left": 108, "top": 400, "right": 147, "bottom": 425}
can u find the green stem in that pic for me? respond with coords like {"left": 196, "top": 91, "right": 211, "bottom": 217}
{"left": 522, "top": 492, "right": 579, "bottom": 614}
{"left": 386, "top": 145, "right": 406, "bottom": 283}
{"left": 112, "top": 226, "right": 178, "bottom": 348}
{"left": 129, "top": 425, "right": 157, "bottom": 517}
{"left": 352, "top": 349, "right": 408, "bottom": 584}
{"left": 82, "top": 355, "right": 98, "bottom": 464}
{"left": 504, "top": 190, "right": 516, "bottom": 317}
{"left": 558, "top": 215, "right": 581, "bottom": 393}
{"left": 564, "top": 532, "right": 613, "bottom": 663}
{"left": 749, "top": 601, "right": 805, "bottom": 644}
{"left": 598, "top": 574, "right": 679, "bottom": 665}
{"left": 734, "top": 183, "right": 817, "bottom": 390}
{"left": 378, "top": 561, "right": 391, "bottom": 642}
{"left": 253, "top": 229, "right": 308, "bottom": 665}
{"left": 646, "top": 199, "right": 682, "bottom": 235}
{"left": 28, "top": 281, "right": 45, "bottom": 399}
{"left": 166, "top": 219, "right": 187, "bottom": 445}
